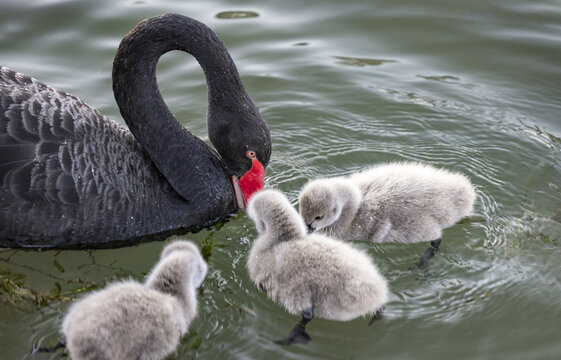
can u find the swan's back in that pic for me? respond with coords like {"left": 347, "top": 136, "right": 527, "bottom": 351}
{"left": 0, "top": 67, "right": 218, "bottom": 248}
{"left": 0, "top": 66, "right": 131, "bottom": 203}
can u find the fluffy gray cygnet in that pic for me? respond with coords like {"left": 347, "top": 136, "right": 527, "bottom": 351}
{"left": 62, "top": 240, "right": 207, "bottom": 360}
{"left": 299, "top": 162, "right": 476, "bottom": 244}
{"left": 246, "top": 189, "right": 388, "bottom": 344}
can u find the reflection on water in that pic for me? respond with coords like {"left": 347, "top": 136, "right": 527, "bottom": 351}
{"left": 333, "top": 56, "right": 398, "bottom": 67}
{"left": 1, "top": 0, "right": 561, "bottom": 359}
{"left": 216, "top": 11, "right": 260, "bottom": 19}
{"left": 417, "top": 75, "right": 461, "bottom": 82}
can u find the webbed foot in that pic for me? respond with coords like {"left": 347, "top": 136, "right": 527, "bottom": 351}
{"left": 275, "top": 323, "right": 311, "bottom": 345}
{"left": 32, "top": 339, "right": 66, "bottom": 354}
{"left": 368, "top": 307, "right": 385, "bottom": 326}
{"left": 415, "top": 238, "right": 441, "bottom": 270}
{"left": 275, "top": 308, "right": 313, "bottom": 346}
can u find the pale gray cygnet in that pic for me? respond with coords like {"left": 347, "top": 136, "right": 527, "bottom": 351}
{"left": 246, "top": 189, "right": 388, "bottom": 344}
{"left": 299, "top": 161, "right": 476, "bottom": 243}
{"left": 62, "top": 240, "right": 207, "bottom": 360}
{"left": 299, "top": 162, "right": 476, "bottom": 268}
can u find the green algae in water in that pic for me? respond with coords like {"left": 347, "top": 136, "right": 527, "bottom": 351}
{"left": 201, "top": 212, "right": 243, "bottom": 262}
{"left": 0, "top": 269, "right": 27, "bottom": 305}
{"left": 0, "top": 267, "right": 70, "bottom": 307}
{"left": 0, "top": 266, "right": 104, "bottom": 308}
{"left": 53, "top": 259, "right": 65, "bottom": 273}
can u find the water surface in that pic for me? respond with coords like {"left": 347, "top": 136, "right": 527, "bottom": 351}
{"left": 1, "top": 0, "right": 560, "bottom": 359}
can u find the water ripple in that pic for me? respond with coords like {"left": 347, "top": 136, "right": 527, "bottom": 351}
{"left": 2, "top": 1, "right": 561, "bottom": 359}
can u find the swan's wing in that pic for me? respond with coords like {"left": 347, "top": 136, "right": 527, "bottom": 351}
{"left": 1, "top": 66, "right": 233, "bottom": 248}
{"left": 0, "top": 66, "right": 114, "bottom": 204}
{"left": 0, "top": 66, "right": 153, "bottom": 247}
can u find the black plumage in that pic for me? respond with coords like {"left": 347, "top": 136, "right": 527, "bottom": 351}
{"left": 0, "top": 14, "right": 271, "bottom": 248}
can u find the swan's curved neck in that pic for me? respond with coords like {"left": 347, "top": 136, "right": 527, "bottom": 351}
{"left": 112, "top": 14, "right": 247, "bottom": 204}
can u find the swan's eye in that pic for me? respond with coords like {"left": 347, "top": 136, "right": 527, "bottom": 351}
{"left": 315, "top": 216, "right": 322, "bottom": 221}
{"left": 247, "top": 150, "right": 256, "bottom": 158}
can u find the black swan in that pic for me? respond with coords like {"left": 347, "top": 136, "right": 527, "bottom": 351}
{"left": 0, "top": 14, "right": 271, "bottom": 249}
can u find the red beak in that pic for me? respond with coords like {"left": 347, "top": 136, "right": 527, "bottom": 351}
{"left": 231, "top": 156, "right": 265, "bottom": 210}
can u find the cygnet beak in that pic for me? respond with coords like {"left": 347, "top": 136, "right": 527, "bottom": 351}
{"left": 306, "top": 224, "right": 315, "bottom": 234}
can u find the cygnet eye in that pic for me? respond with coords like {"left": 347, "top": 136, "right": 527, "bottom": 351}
{"left": 315, "top": 215, "right": 322, "bottom": 221}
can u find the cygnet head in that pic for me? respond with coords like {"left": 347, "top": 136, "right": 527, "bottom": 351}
{"left": 167, "top": 240, "right": 207, "bottom": 288}
{"left": 299, "top": 178, "right": 358, "bottom": 232}
{"left": 159, "top": 240, "right": 206, "bottom": 286}
{"left": 146, "top": 240, "right": 208, "bottom": 296}
{"left": 247, "top": 189, "right": 307, "bottom": 244}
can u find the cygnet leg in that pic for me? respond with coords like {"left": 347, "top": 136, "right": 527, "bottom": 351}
{"left": 416, "top": 238, "right": 442, "bottom": 269}
{"left": 32, "top": 339, "right": 66, "bottom": 354}
{"left": 275, "top": 308, "right": 313, "bottom": 346}
{"left": 368, "top": 306, "right": 385, "bottom": 326}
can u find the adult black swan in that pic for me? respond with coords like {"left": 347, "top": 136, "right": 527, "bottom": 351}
{"left": 0, "top": 14, "right": 271, "bottom": 249}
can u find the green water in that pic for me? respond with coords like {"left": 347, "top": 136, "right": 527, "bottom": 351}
{"left": 1, "top": 0, "right": 561, "bottom": 359}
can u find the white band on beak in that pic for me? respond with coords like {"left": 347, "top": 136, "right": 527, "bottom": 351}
{"left": 231, "top": 175, "right": 246, "bottom": 211}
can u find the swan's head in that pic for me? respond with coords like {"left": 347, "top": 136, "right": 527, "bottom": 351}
{"left": 299, "top": 179, "right": 345, "bottom": 232}
{"left": 247, "top": 189, "right": 307, "bottom": 243}
{"left": 207, "top": 88, "right": 271, "bottom": 211}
